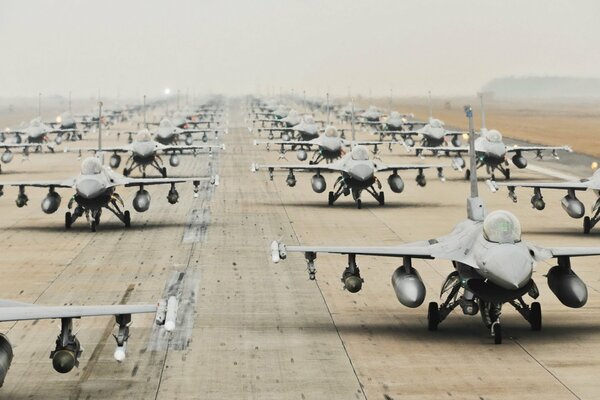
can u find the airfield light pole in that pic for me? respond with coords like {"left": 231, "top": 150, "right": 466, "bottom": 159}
{"left": 478, "top": 92, "right": 486, "bottom": 130}
{"left": 428, "top": 90, "right": 432, "bottom": 119}
{"left": 326, "top": 92, "right": 330, "bottom": 126}
{"left": 465, "top": 105, "right": 477, "bottom": 198}
{"left": 143, "top": 95, "right": 147, "bottom": 127}
{"left": 351, "top": 99, "right": 356, "bottom": 142}
{"left": 98, "top": 101, "right": 104, "bottom": 165}
{"left": 389, "top": 88, "right": 393, "bottom": 114}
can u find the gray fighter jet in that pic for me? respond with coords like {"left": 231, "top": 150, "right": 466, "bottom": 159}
{"left": 410, "top": 127, "right": 571, "bottom": 180}
{"left": 3, "top": 117, "right": 77, "bottom": 148}
{"left": 256, "top": 115, "right": 321, "bottom": 141}
{"left": 0, "top": 156, "right": 218, "bottom": 231}
{"left": 492, "top": 169, "right": 600, "bottom": 234}
{"left": 254, "top": 126, "right": 398, "bottom": 164}
{"left": 252, "top": 145, "right": 446, "bottom": 208}
{"left": 69, "top": 130, "right": 223, "bottom": 177}
{"left": 374, "top": 117, "right": 465, "bottom": 148}
{"left": 271, "top": 105, "right": 600, "bottom": 344}
{"left": 145, "top": 118, "right": 222, "bottom": 145}
{"left": 0, "top": 295, "right": 177, "bottom": 386}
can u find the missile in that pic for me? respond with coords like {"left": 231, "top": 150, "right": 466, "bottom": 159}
{"left": 114, "top": 342, "right": 126, "bottom": 362}
{"left": 165, "top": 296, "right": 178, "bottom": 332}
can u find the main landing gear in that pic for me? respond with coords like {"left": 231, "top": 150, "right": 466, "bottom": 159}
{"left": 64, "top": 195, "right": 131, "bottom": 231}
{"left": 327, "top": 179, "right": 384, "bottom": 208}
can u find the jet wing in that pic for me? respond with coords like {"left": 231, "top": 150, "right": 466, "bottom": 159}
{"left": 159, "top": 144, "right": 223, "bottom": 152}
{"left": 506, "top": 145, "right": 571, "bottom": 154}
{"left": 374, "top": 163, "right": 447, "bottom": 173}
{"left": 0, "top": 178, "right": 75, "bottom": 189}
{"left": 119, "top": 176, "right": 218, "bottom": 187}
{"left": 286, "top": 244, "right": 434, "bottom": 258}
{"left": 64, "top": 145, "right": 132, "bottom": 153}
{"left": 251, "top": 163, "right": 345, "bottom": 173}
{"left": 528, "top": 244, "right": 600, "bottom": 262}
{"left": 0, "top": 304, "right": 157, "bottom": 322}
{"left": 253, "top": 139, "right": 318, "bottom": 147}
{"left": 495, "top": 180, "right": 591, "bottom": 191}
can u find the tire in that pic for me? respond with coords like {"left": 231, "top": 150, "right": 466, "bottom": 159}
{"left": 328, "top": 191, "right": 335, "bottom": 206}
{"left": 505, "top": 168, "right": 511, "bottom": 180}
{"left": 427, "top": 302, "right": 439, "bottom": 331}
{"left": 464, "top": 169, "right": 471, "bottom": 181}
{"left": 584, "top": 216, "right": 591, "bottom": 234}
{"left": 122, "top": 168, "right": 129, "bottom": 177}
{"left": 94, "top": 213, "right": 100, "bottom": 225}
{"left": 493, "top": 323, "right": 502, "bottom": 344}
{"left": 90, "top": 221, "right": 97, "bottom": 232}
{"left": 124, "top": 210, "right": 131, "bottom": 227}
{"left": 65, "top": 212, "right": 72, "bottom": 229}
{"left": 356, "top": 199, "right": 362, "bottom": 209}
{"left": 161, "top": 167, "right": 168, "bottom": 178}
{"left": 378, "top": 191, "right": 385, "bottom": 206}
{"left": 530, "top": 302, "right": 542, "bottom": 331}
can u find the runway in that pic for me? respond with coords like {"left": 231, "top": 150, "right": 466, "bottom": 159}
{"left": 0, "top": 99, "right": 599, "bottom": 399}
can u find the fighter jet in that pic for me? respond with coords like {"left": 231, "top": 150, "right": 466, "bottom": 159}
{"left": 374, "top": 117, "right": 465, "bottom": 148}
{"left": 0, "top": 295, "right": 177, "bottom": 386}
{"left": 70, "top": 129, "right": 223, "bottom": 177}
{"left": 0, "top": 156, "right": 218, "bottom": 231}
{"left": 256, "top": 114, "right": 321, "bottom": 141}
{"left": 410, "top": 127, "right": 571, "bottom": 180}
{"left": 491, "top": 168, "right": 600, "bottom": 234}
{"left": 145, "top": 118, "right": 222, "bottom": 144}
{"left": 254, "top": 126, "right": 398, "bottom": 164}
{"left": 357, "top": 106, "right": 384, "bottom": 127}
{"left": 271, "top": 105, "right": 600, "bottom": 344}
{"left": 252, "top": 145, "right": 446, "bottom": 208}
{"left": 3, "top": 118, "right": 77, "bottom": 148}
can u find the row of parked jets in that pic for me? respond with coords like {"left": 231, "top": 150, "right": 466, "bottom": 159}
{"left": 246, "top": 94, "right": 600, "bottom": 346}
{"left": 0, "top": 96, "right": 227, "bottom": 386}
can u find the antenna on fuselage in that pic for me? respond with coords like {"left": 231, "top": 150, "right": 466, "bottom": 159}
{"left": 465, "top": 105, "right": 485, "bottom": 221}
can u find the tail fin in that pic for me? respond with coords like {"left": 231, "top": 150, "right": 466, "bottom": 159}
{"left": 351, "top": 99, "right": 356, "bottom": 142}
{"left": 464, "top": 105, "right": 486, "bottom": 221}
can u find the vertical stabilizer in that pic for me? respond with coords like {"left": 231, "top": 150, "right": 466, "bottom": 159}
{"left": 464, "top": 105, "right": 486, "bottom": 221}
{"left": 326, "top": 92, "right": 330, "bottom": 126}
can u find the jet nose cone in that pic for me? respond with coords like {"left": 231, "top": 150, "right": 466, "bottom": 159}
{"left": 482, "top": 244, "right": 533, "bottom": 290}
{"left": 349, "top": 163, "right": 374, "bottom": 182}
{"left": 76, "top": 178, "right": 104, "bottom": 199}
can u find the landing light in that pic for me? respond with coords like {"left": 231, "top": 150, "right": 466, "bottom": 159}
{"left": 462, "top": 133, "right": 469, "bottom": 140}
{"left": 592, "top": 161, "right": 598, "bottom": 170}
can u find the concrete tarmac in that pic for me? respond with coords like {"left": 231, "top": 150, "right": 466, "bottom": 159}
{"left": 0, "top": 100, "right": 598, "bottom": 399}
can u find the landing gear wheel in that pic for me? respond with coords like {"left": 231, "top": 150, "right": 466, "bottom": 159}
{"left": 464, "top": 169, "right": 471, "bottom": 181}
{"left": 124, "top": 210, "right": 131, "bottom": 227}
{"left": 493, "top": 322, "right": 502, "bottom": 344}
{"left": 65, "top": 212, "right": 72, "bottom": 229}
{"left": 530, "top": 302, "right": 542, "bottom": 331}
{"left": 328, "top": 191, "right": 335, "bottom": 206}
{"left": 122, "top": 168, "right": 130, "bottom": 177}
{"left": 505, "top": 168, "right": 511, "bottom": 180}
{"left": 584, "top": 216, "right": 591, "bottom": 234}
{"left": 356, "top": 199, "right": 362, "bottom": 209}
{"left": 90, "top": 221, "right": 97, "bottom": 232}
{"left": 94, "top": 213, "right": 100, "bottom": 225}
{"left": 427, "top": 302, "right": 440, "bottom": 331}
{"left": 378, "top": 191, "right": 385, "bottom": 206}
{"left": 161, "top": 167, "right": 168, "bottom": 178}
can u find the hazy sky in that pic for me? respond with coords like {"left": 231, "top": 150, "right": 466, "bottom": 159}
{"left": 1, "top": 0, "right": 599, "bottom": 100}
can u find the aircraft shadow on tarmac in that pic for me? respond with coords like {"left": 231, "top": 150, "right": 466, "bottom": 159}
{"left": 266, "top": 201, "right": 447, "bottom": 210}
{"left": 320, "top": 319, "right": 600, "bottom": 343}
{"left": 6, "top": 220, "right": 197, "bottom": 232}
